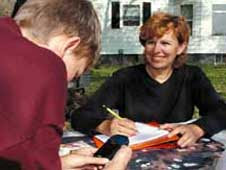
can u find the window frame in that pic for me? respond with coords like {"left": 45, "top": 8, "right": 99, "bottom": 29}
{"left": 111, "top": 1, "right": 120, "bottom": 29}
{"left": 122, "top": 4, "right": 140, "bottom": 26}
{"left": 180, "top": 4, "right": 193, "bottom": 36}
{"left": 212, "top": 4, "right": 226, "bottom": 36}
{"left": 111, "top": 1, "right": 152, "bottom": 29}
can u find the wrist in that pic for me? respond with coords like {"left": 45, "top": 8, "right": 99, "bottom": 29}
{"left": 191, "top": 124, "right": 205, "bottom": 138}
{"left": 96, "top": 120, "right": 111, "bottom": 136}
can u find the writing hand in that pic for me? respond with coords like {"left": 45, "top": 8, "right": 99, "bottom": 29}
{"left": 96, "top": 118, "right": 137, "bottom": 136}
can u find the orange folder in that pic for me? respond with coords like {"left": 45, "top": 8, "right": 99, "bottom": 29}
{"left": 93, "top": 122, "right": 179, "bottom": 151}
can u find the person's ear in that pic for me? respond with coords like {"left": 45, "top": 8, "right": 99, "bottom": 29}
{"left": 176, "top": 42, "right": 187, "bottom": 55}
{"left": 62, "top": 36, "right": 80, "bottom": 57}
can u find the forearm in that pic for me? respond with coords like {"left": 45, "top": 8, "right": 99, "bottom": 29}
{"left": 192, "top": 68, "right": 226, "bottom": 136}
{"left": 194, "top": 114, "right": 226, "bottom": 137}
{"left": 71, "top": 110, "right": 105, "bottom": 135}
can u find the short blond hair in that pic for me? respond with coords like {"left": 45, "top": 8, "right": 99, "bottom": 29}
{"left": 139, "top": 12, "right": 190, "bottom": 68}
{"left": 15, "top": 0, "right": 101, "bottom": 67}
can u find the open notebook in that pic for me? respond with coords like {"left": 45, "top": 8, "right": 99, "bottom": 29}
{"left": 93, "top": 122, "right": 179, "bottom": 150}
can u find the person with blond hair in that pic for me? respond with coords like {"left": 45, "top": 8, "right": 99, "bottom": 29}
{"left": 72, "top": 12, "right": 226, "bottom": 148}
{"left": 0, "top": 0, "right": 132, "bottom": 169}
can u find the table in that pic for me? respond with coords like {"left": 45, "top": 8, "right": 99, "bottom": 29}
{"left": 61, "top": 131, "right": 226, "bottom": 170}
{"left": 128, "top": 138, "right": 224, "bottom": 170}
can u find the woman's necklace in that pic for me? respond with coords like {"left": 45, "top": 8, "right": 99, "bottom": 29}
{"left": 146, "top": 67, "right": 173, "bottom": 84}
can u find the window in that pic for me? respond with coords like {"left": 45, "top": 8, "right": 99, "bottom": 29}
{"left": 181, "top": 4, "right": 193, "bottom": 35}
{"left": 112, "top": 2, "right": 120, "bottom": 29}
{"left": 143, "top": 2, "right": 151, "bottom": 24}
{"left": 212, "top": 5, "right": 226, "bottom": 35}
{"left": 111, "top": 2, "right": 149, "bottom": 28}
{"left": 123, "top": 5, "right": 140, "bottom": 26}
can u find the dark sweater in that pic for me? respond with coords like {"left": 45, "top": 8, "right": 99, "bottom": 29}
{"left": 71, "top": 64, "right": 226, "bottom": 136}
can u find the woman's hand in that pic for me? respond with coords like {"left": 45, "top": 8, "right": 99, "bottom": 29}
{"left": 96, "top": 118, "right": 137, "bottom": 136}
{"left": 160, "top": 123, "right": 205, "bottom": 148}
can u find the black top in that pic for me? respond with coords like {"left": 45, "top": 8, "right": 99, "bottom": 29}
{"left": 71, "top": 64, "right": 226, "bottom": 136}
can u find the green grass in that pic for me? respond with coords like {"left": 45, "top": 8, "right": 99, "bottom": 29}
{"left": 85, "top": 65, "right": 124, "bottom": 95}
{"left": 200, "top": 64, "right": 226, "bottom": 99}
{"left": 85, "top": 64, "right": 226, "bottom": 100}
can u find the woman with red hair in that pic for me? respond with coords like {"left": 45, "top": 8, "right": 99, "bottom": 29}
{"left": 72, "top": 12, "right": 226, "bottom": 148}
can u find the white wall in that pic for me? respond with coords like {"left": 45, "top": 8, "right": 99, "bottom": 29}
{"left": 94, "top": 0, "right": 169, "bottom": 55}
{"left": 93, "top": 0, "right": 226, "bottom": 55}
{"left": 198, "top": 0, "right": 226, "bottom": 54}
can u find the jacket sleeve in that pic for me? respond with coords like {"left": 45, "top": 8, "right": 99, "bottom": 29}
{"left": 191, "top": 67, "right": 226, "bottom": 136}
{"left": 71, "top": 71, "right": 124, "bottom": 135}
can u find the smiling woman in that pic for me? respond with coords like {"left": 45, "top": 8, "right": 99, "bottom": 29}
{"left": 139, "top": 12, "right": 189, "bottom": 83}
{"left": 144, "top": 31, "right": 185, "bottom": 83}
{"left": 140, "top": 12, "right": 190, "bottom": 70}
{"left": 71, "top": 12, "right": 226, "bottom": 149}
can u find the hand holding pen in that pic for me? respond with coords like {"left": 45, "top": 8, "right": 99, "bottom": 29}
{"left": 98, "top": 105, "right": 138, "bottom": 137}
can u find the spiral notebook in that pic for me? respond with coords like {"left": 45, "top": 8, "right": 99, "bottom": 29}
{"left": 93, "top": 122, "right": 179, "bottom": 150}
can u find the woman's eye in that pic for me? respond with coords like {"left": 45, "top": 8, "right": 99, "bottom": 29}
{"left": 146, "top": 40, "right": 155, "bottom": 45}
{"left": 161, "top": 41, "right": 170, "bottom": 45}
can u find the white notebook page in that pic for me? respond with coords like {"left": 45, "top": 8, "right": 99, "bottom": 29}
{"left": 95, "top": 122, "right": 169, "bottom": 145}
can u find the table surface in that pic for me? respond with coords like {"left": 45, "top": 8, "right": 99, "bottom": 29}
{"left": 61, "top": 131, "right": 226, "bottom": 170}
{"left": 127, "top": 138, "right": 225, "bottom": 170}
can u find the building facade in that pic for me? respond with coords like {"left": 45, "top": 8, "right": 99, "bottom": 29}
{"left": 93, "top": 0, "right": 226, "bottom": 64}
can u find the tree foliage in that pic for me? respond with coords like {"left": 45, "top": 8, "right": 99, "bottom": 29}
{"left": 0, "top": 0, "right": 15, "bottom": 16}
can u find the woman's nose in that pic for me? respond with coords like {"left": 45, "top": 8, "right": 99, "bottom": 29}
{"left": 153, "top": 42, "right": 161, "bottom": 53}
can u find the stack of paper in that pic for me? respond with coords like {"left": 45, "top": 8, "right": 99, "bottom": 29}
{"left": 93, "top": 122, "right": 179, "bottom": 150}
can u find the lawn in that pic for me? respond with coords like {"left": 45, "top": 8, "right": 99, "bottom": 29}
{"left": 85, "top": 65, "right": 125, "bottom": 95}
{"left": 201, "top": 64, "right": 226, "bottom": 98}
{"left": 85, "top": 64, "right": 226, "bottom": 100}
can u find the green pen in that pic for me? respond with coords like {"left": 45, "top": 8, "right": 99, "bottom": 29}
{"left": 102, "top": 105, "right": 123, "bottom": 120}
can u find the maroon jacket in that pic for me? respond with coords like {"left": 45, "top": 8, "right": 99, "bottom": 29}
{"left": 0, "top": 17, "right": 67, "bottom": 169}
